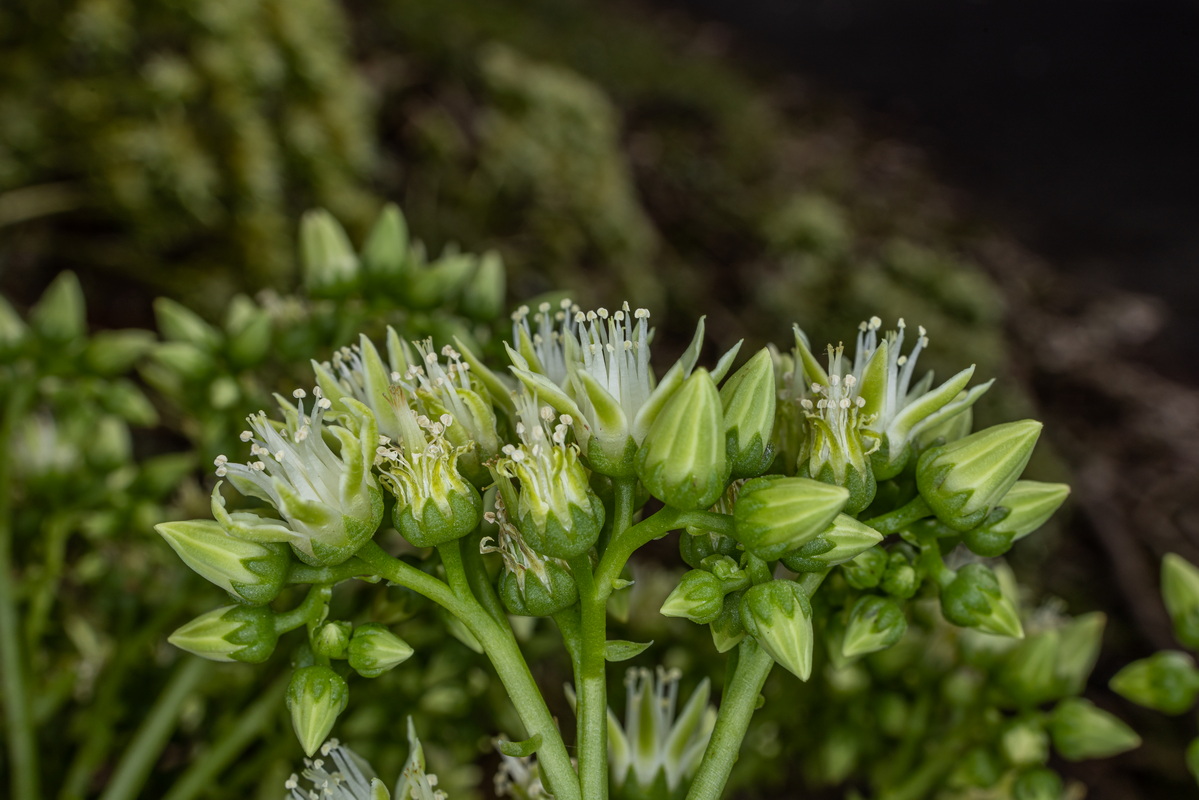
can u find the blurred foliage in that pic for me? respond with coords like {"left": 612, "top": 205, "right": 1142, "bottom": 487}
{"left": 0, "top": 0, "right": 377, "bottom": 300}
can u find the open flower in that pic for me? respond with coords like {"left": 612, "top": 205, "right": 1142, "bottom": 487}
{"left": 212, "top": 388, "right": 382, "bottom": 566}
{"left": 285, "top": 739, "right": 390, "bottom": 800}
{"left": 506, "top": 300, "right": 741, "bottom": 477}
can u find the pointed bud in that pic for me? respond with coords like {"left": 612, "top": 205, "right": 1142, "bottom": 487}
{"left": 168, "top": 605, "right": 278, "bottom": 663}
{"left": 721, "top": 349, "right": 776, "bottom": 478}
{"left": 30, "top": 271, "right": 85, "bottom": 343}
{"left": 361, "top": 203, "right": 409, "bottom": 284}
{"left": 1048, "top": 698, "right": 1140, "bottom": 761}
{"left": 636, "top": 369, "right": 730, "bottom": 511}
{"left": 157, "top": 518, "right": 291, "bottom": 605}
{"left": 149, "top": 341, "right": 217, "bottom": 381}
{"left": 1000, "top": 629, "right": 1062, "bottom": 707}
{"left": 880, "top": 551, "right": 920, "bottom": 600}
{"left": 680, "top": 528, "right": 739, "bottom": 570}
{"left": 0, "top": 295, "right": 27, "bottom": 357}
{"left": 733, "top": 476, "right": 848, "bottom": 561}
{"left": 917, "top": 420, "right": 1042, "bottom": 531}
{"left": 348, "top": 623, "right": 415, "bottom": 678}
{"left": 312, "top": 621, "right": 352, "bottom": 660}
{"left": 1110, "top": 651, "right": 1199, "bottom": 714}
{"left": 710, "top": 590, "right": 746, "bottom": 653}
{"left": 841, "top": 546, "right": 888, "bottom": 590}
{"left": 224, "top": 295, "right": 273, "bottom": 368}
{"left": 153, "top": 297, "right": 221, "bottom": 351}
{"left": 781, "top": 515, "right": 884, "bottom": 573}
{"left": 962, "top": 481, "right": 1071, "bottom": 557}
{"left": 741, "top": 581, "right": 814, "bottom": 680}
{"left": 1162, "top": 553, "right": 1199, "bottom": 650}
{"left": 300, "top": 209, "right": 360, "bottom": 298}
{"left": 462, "top": 250, "right": 505, "bottom": 320}
{"left": 941, "top": 563, "right": 1024, "bottom": 638}
{"left": 85, "top": 329, "right": 156, "bottom": 375}
{"left": 661, "top": 570, "right": 726, "bottom": 625}
{"left": 1055, "top": 612, "right": 1105, "bottom": 695}
{"left": 842, "top": 595, "right": 907, "bottom": 658}
{"left": 287, "top": 665, "right": 350, "bottom": 757}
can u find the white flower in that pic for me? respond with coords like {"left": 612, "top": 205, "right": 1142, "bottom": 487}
{"left": 394, "top": 718, "right": 449, "bottom": 800}
{"left": 212, "top": 388, "right": 381, "bottom": 566}
{"left": 285, "top": 739, "right": 391, "bottom": 800}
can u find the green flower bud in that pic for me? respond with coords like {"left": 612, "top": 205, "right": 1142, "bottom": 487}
{"left": 156, "top": 518, "right": 290, "bottom": 606}
{"left": 287, "top": 665, "right": 349, "bottom": 757}
{"left": 780, "top": 514, "right": 883, "bottom": 572}
{"left": 741, "top": 580, "right": 814, "bottom": 680}
{"left": 462, "top": 250, "right": 505, "bottom": 320}
{"left": 0, "top": 295, "right": 27, "bottom": 357}
{"left": 1110, "top": 651, "right": 1199, "bottom": 715}
{"left": 1000, "top": 629, "right": 1062, "bottom": 707}
{"left": 1054, "top": 612, "right": 1105, "bottom": 696}
{"left": 661, "top": 570, "right": 726, "bottom": 625}
{"left": 637, "top": 369, "right": 730, "bottom": 511}
{"left": 168, "top": 605, "right": 278, "bottom": 663}
{"left": 917, "top": 420, "right": 1042, "bottom": 531}
{"left": 1001, "top": 719, "right": 1050, "bottom": 768}
{"left": 85, "top": 329, "right": 156, "bottom": 375}
{"left": 87, "top": 415, "right": 132, "bottom": 471}
{"left": 312, "top": 621, "right": 352, "bottom": 660}
{"left": 361, "top": 203, "right": 409, "bottom": 284}
{"left": 880, "top": 551, "right": 919, "bottom": 600}
{"left": 300, "top": 209, "right": 360, "bottom": 298}
{"left": 148, "top": 341, "right": 217, "bottom": 382}
{"left": 710, "top": 590, "right": 746, "bottom": 653}
{"left": 348, "top": 622, "right": 415, "bottom": 678}
{"left": 941, "top": 563, "right": 1024, "bottom": 638}
{"left": 842, "top": 595, "right": 907, "bottom": 658}
{"left": 30, "top": 271, "right": 85, "bottom": 343}
{"left": 700, "top": 555, "right": 750, "bottom": 591}
{"left": 962, "top": 481, "right": 1071, "bottom": 557}
{"left": 224, "top": 295, "right": 272, "bottom": 368}
{"left": 153, "top": 297, "right": 221, "bottom": 351}
{"left": 733, "top": 476, "right": 848, "bottom": 561}
{"left": 1048, "top": 698, "right": 1140, "bottom": 761}
{"left": 841, "top": 546, "right": 888, "bottom": 590}
{"left": 948, "top": 747, "right": 1003, "bottom": 790}
{"left": 498, "top": 560, "right": 579, "bottom": 617}
{"left": 1162, "top": 553, "right": 1199, "bottom": 650}
{"left": 721, "top": 348, "right": 777, "bottom": 478}
{"left": 680, "top": 529, "right": 739, "bottom": 570}
{"left": 1012, "top": 768, "right": 1064, "bottom": 800}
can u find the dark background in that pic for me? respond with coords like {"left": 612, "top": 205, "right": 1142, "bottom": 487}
{"left": 670, "top": 0, "right": 1199, "bottom": 383}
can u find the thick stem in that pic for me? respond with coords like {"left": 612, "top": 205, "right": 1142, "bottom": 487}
{"left": 685, "top": 641, "right": 775, "bottom": 800}
{"left": 570, "top": 554, "right": 608, "bottom": 800}
{"left": 0, "top": 381, "right": 38, "bottom": 800}
{"left": 357, "top": 541, "right": 581, "bottom": 800}
{"left": 273, "top": 584, "right": 332, "bottom": 634}
{"left": 862, "top": 495, "right": 932, "bottom": 535}
{"left": 286, "top": 557, "right": 372, "bottom": 585}
{"left": 98, "top": 656, "right": 211, "bottom": 800}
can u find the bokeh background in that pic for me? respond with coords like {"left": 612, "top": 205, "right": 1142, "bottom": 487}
{"left": 3, "top": 0, "right": 1198, "bottom": 797}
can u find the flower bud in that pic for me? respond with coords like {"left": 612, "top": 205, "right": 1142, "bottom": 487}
{"left": 300, "top": 209, "right": 359, "bottom": 299}
{"left": 880, "top": 551, "right": 919, "bottom": 600}
{"left": 780, "top": 515, "right": 883, "bottom": 573}
{"left": 0, "top": 295, "right": 27, "bottom": 358}
{"left": 157, "top": 518, "right": 291, "bottom": 606}
{"left": 361, "top": 203, "right": 409, "bottom": 284}
{"left": 1109, "top": 651, "right": 1199, "bottom": 715}
{"left": 700, "top": 555, "right": 750, "bottom": 591}
{"left": 312, "top": 621, "right": 352, "bottom": 660}
{"left": 661, "top": 570, "right": 726, "bottom": 625}
{"left": 741, "top": 580, "right": 814, "bottom": 680}
{"left": 721, "top": 348, "right": 776, "bottom": 478}
{"left": 348, "top": 622, "right": 415, "bottom": 678}
{"left": 1162, "top": 553, "right": 1199, "bottom": 650}
{"left": 917, "top": 420, "right": 1042, "bottom": 531}
{"left": 1000, "top": 629, "right": 1062, "bottom": 708}
{"left": 680, "top": 529, "right": 739, "bottom": 569}
{"left": 462, "top": 250, "right": 505, "bottom": 320}
{"left": 733, "top": 476, "right": 848, "bottom": 561}
{"left": 499, "top": 560, "right": 579, "bottom": 617}
{"left": 85, "top": 329, "right": 156, "bottom": 375}
{"left": 1001, "top": 719, "right": 1050, "bottom": 768}
{"left": 948, "top": 747, "right": 1003, "bottom": 789}
{"left": 30, "top": 271, "right": 85, "bottom": 343}
{"left": 153, "top": 297, "right": 221, "bottom": 351}
{"left": 940, "top": 563, "right": 1024, "bottom": 638}
{"left": 962, "top": 481, "right": 1070, "bottom": 557}
{"left": 168, "top": 605, "right": 278, "bottom": 663}
{"left": 636, "top": 369, "right": 730, "bottom": 511}
{"left": 224, "top": 295, "right": 272, "bottom": 368}
{"left": 1048, "top": 698, "right": 1140, "bottom": 761}
{"left": 1054, "top": 612, "right": 1105, "bottom": 696}
{"left": 841, "top": 546, "right": 888, "bottom": 590}
{"left": 842, "top": 595, "right": 907, "bottom": 658}
{"left": 710, "top": 590, "right": 746, "bottom": 653}
{"left": 389, "top": 448, "right": 483, "bottom": 549}
{"left": 287, "top": 665, "right": 350, "bottom": 757}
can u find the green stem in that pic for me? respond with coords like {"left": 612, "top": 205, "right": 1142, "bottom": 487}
{"left": 160, "top": 675, "right": 288, "bottom": 800}
{"left": 462, "top": 528, "right": 507, "bottom": 624}
{"left": 357, "top": 541, "right": 581, "bottom": 800}
{"left": 551, "top": 607, "right": 584, "bottom": 668}
{"left": 612, "top": 478, "right": 638, "bottom": 545}
{"left": 286, "top": 557, "right": 372, "bottom": 585}
{"left": 571, "top": 554, "right": 608, "bottom": 800}
{"left": 594, "top": 507, "right": 685, "bottom": 603}
{"left": 25, "top": 512, "right": 72, "bottom": 654}
{"left": 0, "top": 381, "right": 38, "bottom": 800}
{"left": 273, "top": 584, "right": 332, "bottom": 634}
{"left": 685, "top": 640, "right": 775, "bottom": 800}
{"left": 98, "top": 656, "right": 211, "bottom": 800}
{"left": 862, "top": 495, "right": 932, "bottom": 535}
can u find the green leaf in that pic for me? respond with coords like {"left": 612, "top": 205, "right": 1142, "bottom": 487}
{"left": 604, "top": 640, "right": 653, "bottom": 662}
{"left": 497, "top": 733, "right": 543, "bottom": 758}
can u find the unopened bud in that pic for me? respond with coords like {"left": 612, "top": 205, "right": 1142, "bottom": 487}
{"left": 661, "top": 570, "right": 726, "bottom": 625}
{"left": 30, "top": 271, "right": 85, "bottom": 343}
{"left": 1109, "top": 650, "right": 1199, "bottom": 715}
{"left": 300, "top": 209, "right": 360, "bottom": 298}
{"left": 287, "top": 665, "right": 349, "bottom": 757}
{"left": 157, "top": 518, "right": 291, "bottom": 606}
{"left": 361, "top": 203, "right": 409, "bottom": 284}
{"left": 1162, "top": 553, "right": 1199, "bottom": 650}
{"left": 940, "top": 563, "right": 1024, "bottom": 639}
{"left": 154, "top": 297, "right": 221, "bottom": 351}
{"left": 168, "top": 605, "right": 278, "bottom": 663}
{"left": 721, "top": 348, "right": 776, "bottom": 478}
{"left": 348, "top": 623, "right": 415, "bottom": 678}
{"left": 842, "top": 595, "right": 907, "bottom": 658}
{"left": 741, "top": 580, "right": 814, "bottom": 680}
{"left": 1048, "top": 698, "right": 1140, "bottom": 761}
{"left": 781, "top": 515, "right": 883, "bottom": 573}
{"left": 312, "top": 621, "right": 352, "bottom": 660}
{"left": 962, "top": 481, "right": 1070, "bottom": 557}
{"left": 733, "top": 476, "right": 848, "bottom": 561}
{"left": 840, "top": 546, "right": 887, "bottom": 590}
